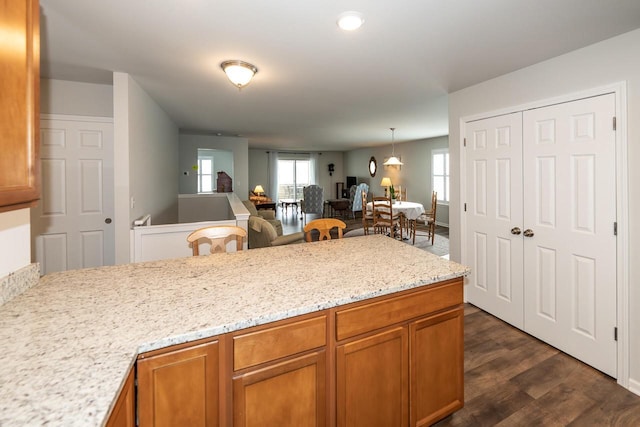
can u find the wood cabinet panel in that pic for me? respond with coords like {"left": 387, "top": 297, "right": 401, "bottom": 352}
{"left": 105, "top": 367, "right": 135, "bottom": 427}
{"left": 233, "top": 315, "right": 326, "bottom": 370}
{"left": 335, "top": 278, "right": 462, "bottom": 341}
{"left": 137, "top": 339, "right": 220, "bottom": 427}
{"left": 336, "top": 326, "right": 409, "bottom": 427}
{"left": 0, "top": 0, "right": 40, "bottom": 212}
{"left": 233, "top": 351, "right": 326, "bottom": 427}
{"left": 410, "top": 307, "right": 464, "bottom": 426}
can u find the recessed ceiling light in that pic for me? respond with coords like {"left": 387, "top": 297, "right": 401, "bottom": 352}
{"left": 337, "top": 11, "right": 364, "bottom": 31}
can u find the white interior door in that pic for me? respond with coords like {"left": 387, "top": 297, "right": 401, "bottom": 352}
{"left": 464, "top": 112, "right": 524, "bottom": 328}
{"left": 31, "top": 116, "right": 114, "bottom": 274}
{"left": 522, "top": 94, "right": 617, "bottom": 377}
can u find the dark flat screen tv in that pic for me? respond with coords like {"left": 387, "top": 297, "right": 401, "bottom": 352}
{"left": 346, "top": 176, "right": 357, "bottom": 188}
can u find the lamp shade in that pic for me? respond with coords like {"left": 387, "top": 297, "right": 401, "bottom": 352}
{"left": 383, "top": 127, "right": 404, "bottom": 166}
{"left": 254, "top": 185, "right": 265, "bottom": 194}
{"left": 380, "top": 177, "right": 392, "bottom": 187}
{"left": 221, "top": 60, "right": 258, "bottom": 88}
{"left": 383, "top": 156, "right": 403, "bottom": 166}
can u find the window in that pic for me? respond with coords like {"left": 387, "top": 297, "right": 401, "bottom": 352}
{"left": 277, "top": 159, "right": 310, "bottom": 200}
{"left": 432, "top": 149, "right": 449, "bottom": 203}
{"left": 197, "top": 149, "right": 215, "bottom": 193}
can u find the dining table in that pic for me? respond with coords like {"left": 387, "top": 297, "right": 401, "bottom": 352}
{"left": 367, "top": 200, "right": 425, "bottom": 241}
{"left": 367, "top": 200, "right": 425, "bottom": 220}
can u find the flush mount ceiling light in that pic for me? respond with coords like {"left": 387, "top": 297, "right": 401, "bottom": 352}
{"left": 337, "top": 11, "right": 364, "bottom": 31}
{"left": 220, "top": 60, "right": 258, "bottom": 89}
{"left": 383, "top": 127, "right": 404, "bottom": 166}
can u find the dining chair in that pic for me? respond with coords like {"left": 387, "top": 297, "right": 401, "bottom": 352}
{"left": 372, "top": 196, "right": 402, "bottom": 240}
{"left": 186, "top": 225, "right": 246, "bottom": 255}
{"left": 413, "top": 191, "right": 437, "bottom": 245}
{"left": 361, "top": 190, "right": 373, "bottom": 235}
{"left": 397, "top": 187, "right": 407, "bottom": 202}
{"left": 304, "top": 218, "right": 346, "bottom": 242}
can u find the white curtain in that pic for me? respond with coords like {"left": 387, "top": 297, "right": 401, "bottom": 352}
{"left": 309, "top": 152, "right": 320, "bottom": 185}
{"left": 268, "top": 151, "right": 279, "bottom": 201}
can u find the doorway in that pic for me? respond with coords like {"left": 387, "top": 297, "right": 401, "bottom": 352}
{"left": 31, "top": 115, "right": 114, "bottom": 274}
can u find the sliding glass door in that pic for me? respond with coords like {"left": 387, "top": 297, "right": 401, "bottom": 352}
{"left": 277, "top": 159, "right": 310, "bottom": 200}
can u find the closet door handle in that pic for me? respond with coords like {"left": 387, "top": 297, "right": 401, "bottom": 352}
{"left": 523, "top": 229, "right": 534, "bottom": 237}
{"left": 510, "top": 227, "right": 521, "bottom": 235}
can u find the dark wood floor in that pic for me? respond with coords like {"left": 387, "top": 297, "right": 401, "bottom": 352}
{"left": 435, "top": 304, "right": 640, "bottom": 426}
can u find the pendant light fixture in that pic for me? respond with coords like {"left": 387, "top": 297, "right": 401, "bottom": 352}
{"left": 220, "top": 60, "right": 258, "bottom": 89}
{"left": 383, "top": 127, "right": 403, "bottom": 166}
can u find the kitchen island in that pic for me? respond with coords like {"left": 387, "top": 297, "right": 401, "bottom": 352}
{"left": 0, "top": 234, "right": 469, "bottom": 426}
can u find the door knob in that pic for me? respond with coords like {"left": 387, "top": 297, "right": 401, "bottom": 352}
{"left": 510, "top": 227, "right": 521, "bottom": 235}
{"left": 523, "top": 229, "right": 534, "bottom": 237}
{"left": 105, "top": 218, "right": 112, "bottom": 224}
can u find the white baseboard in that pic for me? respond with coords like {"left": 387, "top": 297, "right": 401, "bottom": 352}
{"left": 435, "top": 221, "right": 449, "bottom": 228}
{"left": 629, "top": 378, "right": 640, "bottom": 397}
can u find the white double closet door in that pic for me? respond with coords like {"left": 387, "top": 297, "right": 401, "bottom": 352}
{"left": 464, "top": 93, "right": 617, "bottom": 377}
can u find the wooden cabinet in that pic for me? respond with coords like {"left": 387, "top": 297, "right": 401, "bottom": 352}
{"left": 335, "top": 279, "right": 463, "bottom": 426}
{"left": 137, "top": 338, "right": 220, "bottom": 427}
{"left": 0, "top": 0, "right": 40, "bottom": 212}
{"left": 126, "top": 279, "right": 462, "bottom": 426}
{"left": 233, "top": 351, "right": 326, "bottom": 427}
{"left": 410, "top": 308, "right": 464, "bottom": 426}
{"left": 105, "top": 368, "right": 135, "bottom": 427}
{"left": 232, "top": 314, "right": 327, "bottom": 427}
{"left": 336, "top": 327, "right": 408, "bottom": 426}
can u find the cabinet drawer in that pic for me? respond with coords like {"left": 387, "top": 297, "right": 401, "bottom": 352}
{"left": 234, "top": 315, "right": 327, "bottom": 370}
{"left": 335, "top": 279, "right": 462, "bottom": 341}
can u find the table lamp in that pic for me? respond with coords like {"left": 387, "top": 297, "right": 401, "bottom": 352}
{"left": 380, "top": 177, "right": 392, "bottom": 198}
{"left": 254, "top": 185, "right": 265, "bottom": 196}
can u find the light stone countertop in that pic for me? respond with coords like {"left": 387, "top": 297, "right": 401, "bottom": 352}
{"left": 0, "top": 234, "right": 469, "bottom": 426}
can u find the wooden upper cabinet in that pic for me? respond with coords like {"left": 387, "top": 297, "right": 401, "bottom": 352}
{"left": 0, "top": 0, "right": 40, "bottom": 212}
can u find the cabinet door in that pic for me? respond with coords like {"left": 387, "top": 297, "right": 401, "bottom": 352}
{"left": 410, "top": 308, "right": 464, "bottom": 426}
{"left": 336, "top": 327, "right": 408, "bottom": 427}
{"left": 138, "top": 340, "right": 219, "bottom": 427}
{"left": 0, "top": 0, "right": 40, "bottom": 212}
{"left": 233, "top": 351, "right": 326, "bottom": 427}
{"left": 106, "top": 368, "right": 135, "bottom": 427}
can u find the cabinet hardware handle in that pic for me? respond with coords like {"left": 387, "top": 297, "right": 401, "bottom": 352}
{"left": 511, "top": 227, "right": 521, "bottom": 235}
{"left": 523, "top": 229, "right": 534, "bottom": 237}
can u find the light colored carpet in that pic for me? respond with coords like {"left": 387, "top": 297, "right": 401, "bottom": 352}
{"left": 343, "top": 228, "right": 449, "bottom": 257}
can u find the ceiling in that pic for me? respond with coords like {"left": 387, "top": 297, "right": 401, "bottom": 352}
{"left": 40, "top": 0, "right": 640, "bottom": 151}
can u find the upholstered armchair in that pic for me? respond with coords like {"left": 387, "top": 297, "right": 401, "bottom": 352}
{"left": 247, "top": 216, "right": 305, "bottom": 249}
{"left": 351, "top": 183, "right": 369, "bottom": 218}
{"left": 302, "top": 185, "right": 324, "bottom": 224}
{"left": 242, "top": 200, "right": 283, "bottom": 236}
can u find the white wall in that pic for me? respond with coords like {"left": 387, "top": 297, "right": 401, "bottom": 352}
{"left": 247, "top": 149, "right": 344, "bottom": 201}
{"left": 248, "top": 149, "right": 270, "bottom": 196}
{"left": 41, "top": 79, "right": 113, "bottom": 117}
{"left": 179, "top": 134, "right": 249, "bottom": 198}
{"left": 0, "top": 209, "right": 31, "bottom": 278}
{"left": 344, "top": 136, "right": 449, "bottom": 225}
{"left": 448, "top": 28, "right": 640, "bottom": 390}
{"left": 113, "top": 73, "right": 179, "bottom": 263}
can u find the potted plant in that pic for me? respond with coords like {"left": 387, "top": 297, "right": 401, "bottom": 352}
{"left": 389, "top": 185, "right": 396, "bottom": 201}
